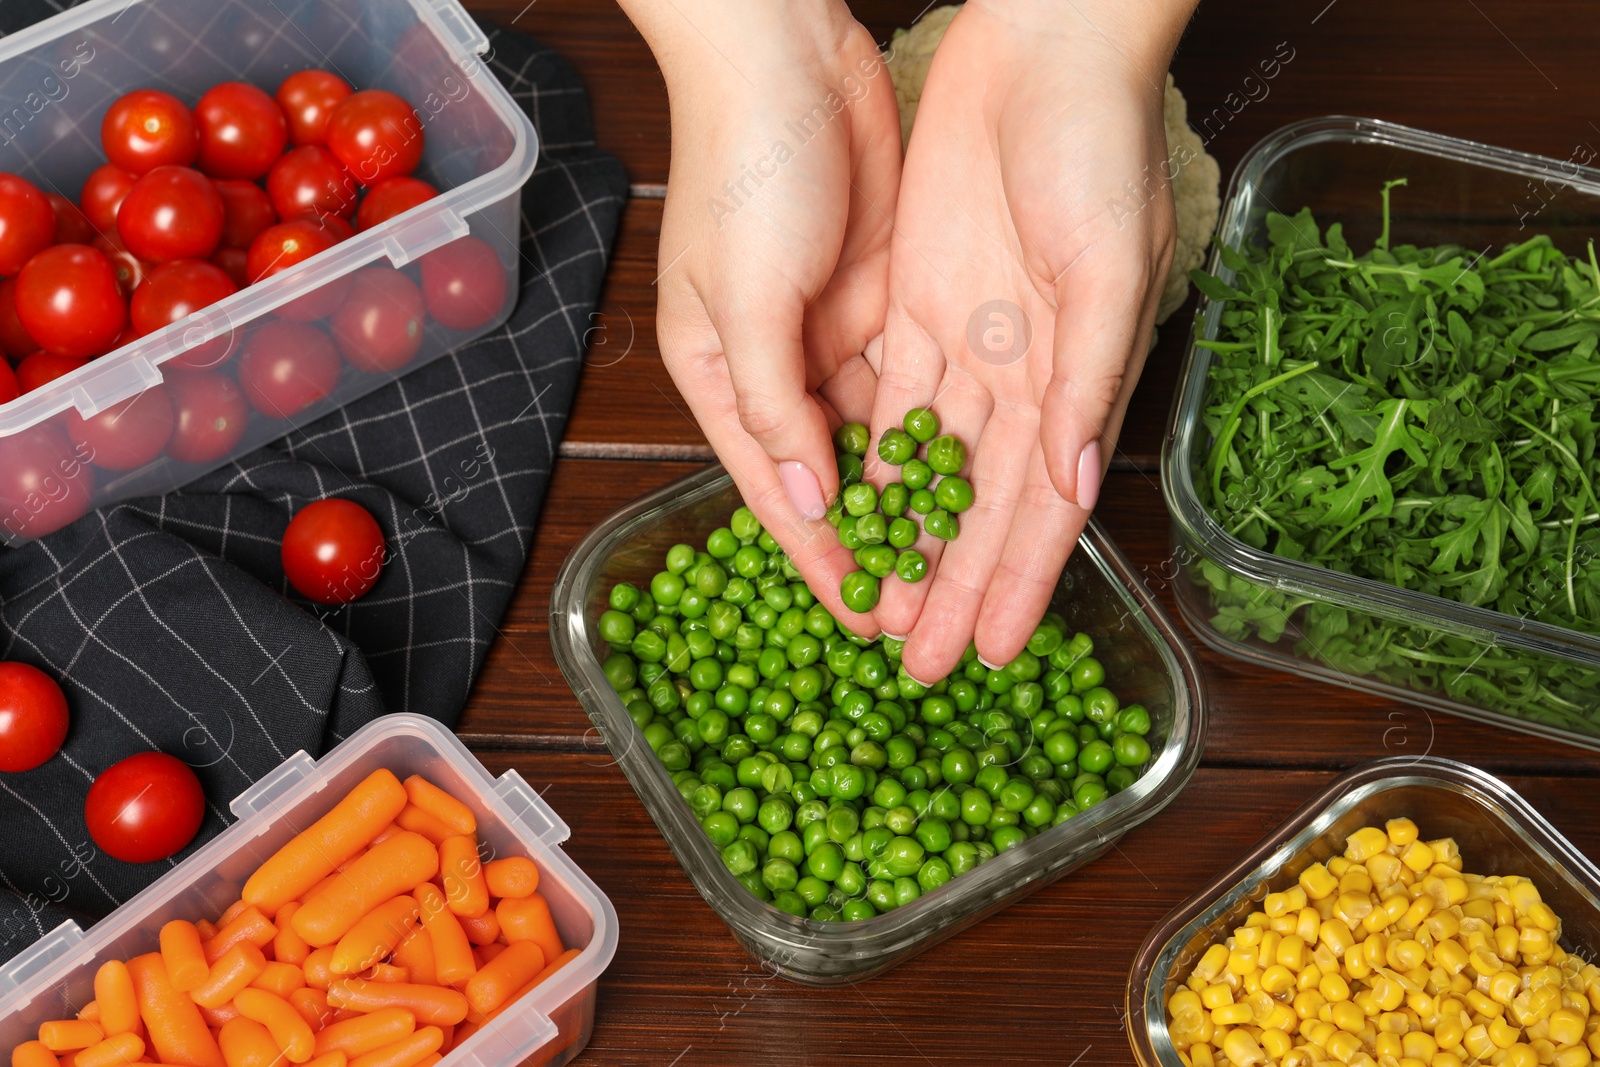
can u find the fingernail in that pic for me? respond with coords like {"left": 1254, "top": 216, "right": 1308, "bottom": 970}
{"left": 779, "top": 461, "right": 826, "bottom": 520}
{"left": 1075, "top": 439, "right": 1102, "bottom": 511}
{"left": 904, "top": 669, "right": 936, "bottom": 688}
{"left": 977, "top": 654, "right": 1005, "bottom": 671}
{"left": 882, "top": 631, "right": 908, "bottom": 641}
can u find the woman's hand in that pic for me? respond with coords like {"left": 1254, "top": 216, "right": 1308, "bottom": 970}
{"left": 619, "top": 0, "right": 903, "bottom": 630}
{"left": 869, "top": 0, "right": 1194, "bottom": 681}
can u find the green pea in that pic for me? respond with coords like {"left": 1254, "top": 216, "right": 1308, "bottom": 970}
{"left": 878, "top": 427, "right": 918, "bottom": 465}
{"left": 839, "top": 570, "right": 880, "bottom": 613}
{"left": 1114, "top": 733, "right": 1151, "bottom": 767}
{"left": 879, "top": 482, "right": 909, "bottom": 517}
{"left": 853, "top": 513, "right": 887, "bottom": 546}
{"left": 1117, "top": 704, "right": 1152, "bottom": 736}
{"left": 842, "top": 482, "right": 879, "bottom": 518}
{"left": 903, "top": 407, "right": 940, "bottom": 443}
{"left": 837, "top": 451, "right": 864, "bottom": 487}
{"left": 841, "top": 898, "right": 876, "bottom": 922}
{"left": 1107, "top": 765, "right": 1137, "bottom": 792}
{"left": 834, "top": 421, "right": 869, "bottom": 457}
{"left": 1078, "top": 739, "right": 1113, "bottom": 775}
{"left": 926, "top": 435, "right": 966, "bottom": 475}
{"left": 796, "top": 875, "right": 830, "bottom": 907}
{"left": 1071, "top": 656, "right": 1105, "bottom": 692}
{"left": 924, "top": 509, "right": 959, "bottom": 541}
{"left": 908, "top": 488, "right": 936, "bottom": 514}
{"left": 933, "top": 475, "right": 974, "bottom": 513}
{"left": 901, "top": 458, "right": 933, "bottom": 491}
{"left": 893, "top": 877, "right": 921, "bottom": 907}
{"left": 855, "top": 545, "right": 897, "bottom": 579}
{"left": 914, "top": 817, "right": 952, "bottom": 853}
{"left": 960, "top": 787, "right": 993, "bottom": 826}
{"left": 806, "top": 841, "right": 846, "bottom": 882}
{"left": 893, "top": 550, "right": 928, "bottom": 583}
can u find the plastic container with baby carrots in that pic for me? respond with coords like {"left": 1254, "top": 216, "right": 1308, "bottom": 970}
{"left": 0, "top": 715, "right": 618, "bottom": 1067}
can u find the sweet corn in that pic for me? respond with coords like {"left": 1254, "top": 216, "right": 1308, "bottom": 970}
{"left": 1261, "top": 1028, "right": 1293, "bottom": 1059}
{"left": 1555, "top": 1047, "right": 1593, "bottom": 1067}
{"left": 1387, "top": 819, "right": 1419, "bottom": 846}
{"left": 1402, "top": 841, "right": 1436, "bottom": 873}
{"left": 1404, "top": 1032, "right": 1439, "bottom": 1060}
{"left": 1348, "top": 827, "right": 1391, "bottom": 863}
{"left": 1223, "top": 1029, "right": 1267, "bottom": 1066}
{"left": 1213, "top": 1003, "right": 1253, "bottom": 1026}
{"left": 1489, "top": 1017, "right": 1525, "bottom": 1049}
{"left": 1552, "top": 1010, "right": 1587, "bottom": 1047}
{"left": 1202, "top": 983, "right": 1235, "bottom": 1009}
{"left": 1303, "top": 864, "right": 1339, "bottom": 901}
{"left": 1190, "top": 1043, "right": 1215, "bottom": 1067}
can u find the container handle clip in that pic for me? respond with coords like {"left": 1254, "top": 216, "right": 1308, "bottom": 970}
{"left": 426, "top": 0, "right": 491, "bottom": 57}
{"left": 494, "top": 770, "right": 570, "bottom": 848}
{"left": 0, "top": 920, "right": 84, "bottom": 998}
{"left": 231, "top": 751, "right": 317, "bottom": 819}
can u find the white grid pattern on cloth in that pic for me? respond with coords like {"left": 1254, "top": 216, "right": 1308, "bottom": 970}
{"left": 0, "top": 7, "right": 629, "bottom": 963}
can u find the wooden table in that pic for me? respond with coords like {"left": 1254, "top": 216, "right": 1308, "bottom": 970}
{"left": 454, "top": 3, "right": 1600, "bottom": 1062}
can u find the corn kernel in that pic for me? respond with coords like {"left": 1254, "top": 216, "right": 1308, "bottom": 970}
{"left": 1348, "top": 827, "right": 1391, "bottom": 863}
{"left": 1466, "top": 899, "right": 1498, "bottom": 922}
{"left": 1374, "top": 975, "right": 1408, "bottom": 1012}
{"left": 1295, "top": 990, "right": 1327, "bottom": 1021}
{"left": 1272, "top": 934, "right": 1305, "bottom": 970}
{"left": 1195, "top": 944, "right": 1231, "bottom": 983}
{"left": 1530, "top": 903, "right": 1561, "bottom": 933}
{"left": 1340, "top": 868, "right": 1374, "bottom": 897}
{"left": 1490, "top": 968, "right": 1525, "bottom": 1007}
{"left": 1388, "top": 939, "right": 1427, "bottom": 971}
{"left": 1299, "top": 907, "right": 1324, "bottom": 942}
{"left": 1302, "top": 864, "right": 1339, "bottom": 901}
{"left": 1432, "top": 1054, "right": 1466, "bottom": 1067}
{"left": 1436, "top": 1015, "right": 1467, "bottom": 1051}
{"left": 1501, "top": 1042, "right": 1540, "bottom": 1067}
{"left": 1298, "top": 964, "right": 1322, "bottom": 993}
{"left": 1386, "top": 818, "right": 1419, "bottom": 846}
{"left": 1257, "top": 1028, "right": 1291, "bottom": 1059}
{"left": 1489, "top": 1018, "right": 1524, "bottom": 1049}
{"left": 1525, "top": 927, "right": 1555, "bottom": 960}
{"left": 1345, "top": 946, "right": 1373, "bottom": 981}
{"left": 1473, "top": 949, "right": 1507, "bottom": 976}
{"left": 1430, "top": 839, "right": 1462, "bottom": 868}
{"left": 1260, "top": 964, "right": 1295, "bottom": 995}
{"left": 1314, "top": 943, "right": 1342, "bottom": 975}
{"left": 1190, "top": 1043, "right": 1215, "bottom": 1067}
{"left": 1308, "top": 1020, "right": 1338, "bottom": 1047}
{"left": 1402, "top": 1032, "right": 1439, "bottom": 1060}
{"left": 1381, "top": 1010, "right": 1414, "bottom": 1034}
{"left": 1228, "top": 946, "right": 1260, "bottom": 976}
{"left": 1327, "top": 1031, "right": 1363, "bottom": 1063}
{"left": 1370, "top": 852, "right": 1406, "bottom": 889}
{"left": 1555, "top": 1047, "right": 1593, "bottom": 1067}
{"left": 1267, "top": 887, "right": 1308, "bottom": 917}
{"left": 1222, "top": 1029, "right": 1267, "bottom": 1067}
{"left": 1234, "top": 923, "right": 1264, "bottom": 948}
{"left": 1590, "top": 1030, "right": 1600, "bottom": 1058}
{"left": 1201, "top": 984, "right": 1235, "bottom": 1009}
{"left": 1470, "top": 989, "right": 1508, "bottom": 1019}
{"left": 1329, "top": 856, "right": 1351, "bottom": 877}
{"left": 1553, "top": 1011, "right": 1588, "bottom": 1047}
{"left": 1465, "top": 1024, "right": 1498, "bottom": 1060}
{"left": 1444, "top": 877, "right": 1470, "bottom": 904}
{"left": 1322, "top": 919, "right": 1357, "bottom": 957}
{"left": 1332, "top": 1001, "right": 1366, "bottom": 1032}
{"left": 1212, "top": 1002, "right": 1252, "bottom": 1026}
{"left": 1376, "top": 1032, "right": 1403, "bottom": 1059}
{"left": 1264, "top": 1003, "right": 1300, "bottom": 1033}
{"left": 1402, "top": 840, "right": 1437, "bottom": 873}
{"left": 1322, "top": 972, "right": 1352, "bottom": 1003}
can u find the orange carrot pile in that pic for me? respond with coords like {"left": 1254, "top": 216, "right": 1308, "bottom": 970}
{"left": 10, "top": 769, "right": 582, "bottom": 1067}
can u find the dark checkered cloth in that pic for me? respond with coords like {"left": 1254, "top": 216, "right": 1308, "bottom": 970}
{"left": 0, "top": 4, "right": 627, "bottom": 963}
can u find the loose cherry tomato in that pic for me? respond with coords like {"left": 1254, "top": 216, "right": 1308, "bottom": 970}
{"left": 330, "top": 268, "right": 425, "bottom": 373}
{"left": 101, "top": 89, "right": 198, "bottom": 175}
{"left": 246, "top": 218, "right": 349, "bottom": 321}
{"left": 84, "top": 752, "right": 205, "bottom": 863}
{"left": 80, "top": 164, "right": 137, "bottom": 235}
{"left": 92, "top": 233, "right": 152, "bottom": 297}
{"left": 117, "top": 166, "right": 224, "bottom": 263}
{"left": 213, "top": 179, "right": 277, "bottom": 249}
{"left": 0, "top": 278, "right": 38, "bottom": 359}
{"left": 355, "top": 177, "right": 437, "bottom": 231}
{"left": 131, "top": 260, "right": 238, "bottom": 371}
{"left": 0, "top": 662, "right": 69, "bottom": 771}
{"left": 0, "top": 424, "right": 94, "bottom": 540}
{"left": 15, "top": 352, "right": 87, "bottom": 392}
{"left": 420, "top": 236, "right": 507, "bottom": 330}
{"left": 281, "top": 498, "right": 385, "bottom": 604}
{"left": 15, "top": 245, "right": 127, "bottom": 359}
{"left": 238, "top": 320, "right": 340, "bottom": 418}
{"left": 0, "top": 360, "right": 17, "bottom": 404}
{"left": 165, "top": 372, "right": 248, "bottom": 463}
{"left": 209, "top": 246, "right": 248, "bottom": 288}
{"left": 45, "top": 193, "right": 95, "bottom": 245}
{"left": 326, "top": 90, "right": 423, "bottom": 186}
{"left": 0, "top": 175, "right": 58, "bottom": 276}
{"left": 267, "top": 146, "right": 357, "bottom": 222}
{"left": 67, "top": 384, "right": 174, "bottom": 471}
{"left": 195, "top": 82, "right": 288, "bottom": 181}
{"left": 277, "top": 70, "right": 353, "bottom": 147}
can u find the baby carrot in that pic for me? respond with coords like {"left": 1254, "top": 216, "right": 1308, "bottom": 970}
{"left": 94, "top": 961, "right": 140, "bottom": 1037}
{"left": 412, "top": 885, "right": 472, "bottom": 986}
{"left": 202, "top": 907, "right": 275, "bottom": 965}
{"left": 479, "top": 947, "right": 586, "bottom": 1026}
{"left": 471, "top": 944, "right": 504, "bottom": 968}
{"left": 216, "top": 901, "right": 249, "bottom": 928}
{"left": 76, "top": 1002, "right": 100, "bottom": 1022}
{"left": 455, "top": 909, "right": 498, "bottom": 947}
{"left": 273, "top": 903, "right": 312, "bottom": 966}
{"left": 293, "top": 833, "right": 438, "bottom": 948}
{"left": 216, "top": 1019, "right": 277, "bottom": 1067}
{"left": 250, "top": 961, "right": 306, "bottom": 999}
{"left": 311, "top": 1010, "right": 414, "bottom": 1059}
{"left": 289, "top": 988, "right": 334, "bottom": 1032}
{"left": 482, "top": 858, "right": 538, "bottom": 900}
{"left": 302, "top": 947, "right": 337, "bottom": 991}
{"left": 393, "top": 806, "right": 453, "bottom": 846}
{"left": 437, "top": 837, "right": 488, "bottom": 919}
{"left": 303, "top": 1053, "right": 347, "bottom": 1067}
{"left": 330, "top": 897, "right": 419, "bottom": 975}
{"left": 193, "top": 920, "right": 218, "bottom": 941}
{"left": 495, "top": 894, "right": 563, "bottom": 966}
{"left": 158, "top": 922, "right": 209, "bottom": 994}
{"left": 234, "top": 989, "right": 315, "bottom": 1064}
{"left": 39, "top": 1021, "right": 104, "bottom": 1052}
{"left": 389, "top": 929, "right": 434, "bottom": 988}
{"left": 347, "top": 1027, "right": 440, "bottom": 1067}
{"left": 12, "top": 1041, "right": 57, "bottom": 1067}
{"left": 196, "top": 1002, "right": 241, "bottom": 1030}
{"left": 74, "top": 1033, "right": 144, "bottom": 1067}
{"left": 462, "top": 941, "right": 545, "bottom": 1017}
{"left": 401, "top": 778, "right": 475, "bottom": 837}
{"left": 243, "top": 769, "right": 408, "bottom": 917}
{"left": 324, "top": 981, "right": 467, "bottom": 1027}
{"left": 368, "top": 825, "right": 402, "bottom": 847}
{"left": 362, "top": 964, "right": 408, "bottom": 983}
{"left": 189, "top": 943, "right": 266, "bottom": 1010}
{"left": 126, "top": 953, "right": 225, "bottom": 1067}
{"left": 413, "top": 1056, "right": 440, "bottom": 1067}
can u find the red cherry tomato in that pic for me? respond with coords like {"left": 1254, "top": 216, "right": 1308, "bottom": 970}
{"left": 330, "top": 268, "right": 425, "bottom": 373}
{"left": 246, "top": 218, "right": 349, "bottom": 321}
{"left": 117, "top": 166, "right": 224, "bottom": 264}
{"left": 165, "top": 372, "right": 248, "bottom": 464}
{"left": 209, "top": 246, "right": 248, "bottom": 288}
{"left": 15, "top": 245, "right": 127, "bottom": 359}
{"left": 67, "top": 384, "right": 174, "bottom": 471}
{"left": 267, "top": 146, "right": 357, "bottom": 222}
{"left": 0, "top": 278, "right": 38, "bottom": 359}
{"left": 91, "top": 233, "right": 152, "bottom": 297}
{"left": 80, "top": 165, "right": 137, "bottom": 235}
{"left": 238, "top": 320, "right": 340, "bottom": 418}
{"left": 420, "top": 236, "right": 507, "bottom": 331}
{"left": 131, "top": 260, "right": 238, "bottom": 371}
{"left": 15, "top": 352, "right": 88, "bottom": 392}
{"left": 0, "top": 424, "right": 94, "bottom": 540}
{"left": 0, "top": 662, "right": 69, "bottom": 771}
{"left": 277, "top": 70, "right": 353, "bottom": 148}
{"left": 0, "top": 175, "right": 59, "bottom": 276}
{"left": 281, "top": 498, "right": 386, "bottom": 604}
{"left": 84, "top": 751, "right": 205, "bottom": 863}
{"left": 213, "top": 179, "right": 277, "bottom": 249}
{"left": 195, "top": 82, "right": 288, "bottom": 181}
{"left": 0, "top": 359, "right": 17, "bottom": 404}
{"left": 101, "top": 90, "right": 198, "bottom": 175}
{"left": 326, "top": 90, "right": 423, "bottom": 186}
{"left": 45, "top": 193, "right": 95, "bottom": 246}
{"left": 356, "top": 177, "right": 437, "bottom": 232}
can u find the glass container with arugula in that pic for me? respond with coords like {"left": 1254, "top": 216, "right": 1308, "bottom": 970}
{"left": 1163, "top": 117, "right": 1600, "bottom": 749}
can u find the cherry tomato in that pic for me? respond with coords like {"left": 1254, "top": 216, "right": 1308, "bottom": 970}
{"left": 0, "top": 278, "right": 38, "bottom": 359}
{"left": 326, "top": 90, "right": 424, "bottom": 186}
{"left": 420, "top": 236, "right": 507, "bottom": 330}
{"left": 0, "top": 424, "right": 94, "bottom": 540}
{"left": 213, "top": 179, "right": 277, "bottom": 249}
{"left": 101, "top": 89, "right": 198, "bottom": 175}
{"left": 15, "top": 352, "right": 87, "bottom": 392}
{"left": 0, "top": 175, "right": 58, "bottom": 276}
{"left": 131, "top": 260, "right": 238, "bottom": 371}
{"left": 117, "top": 166, "right": 224, "bottom": 263}
{"left": 165, "top": 372, "right": 248, "bottom": 464}
{"left": 246, "top": 218, "right": 349, "bottom": 321}
{"left": 276, "top": 70, "right": 353, "bottom": 147}
{"left": 355, "top": 177, "right": 437, "bottom": 231}
{"left": 84, "top": 751, "right": 205, "bottom": 863}
{"left": 80, "top": 164, "right": 137, "bottom": 235}
{"left": 238, "top": 320, "right": 340, "bottom": 418}
{"left": 91, "top": 232, "right": 152, "bottom": 297}
{"left": 15, "top": 245, "right": 127, "bottom": 359}
{"left": 281, "top": 498, "right": 386, "bottom": 604}
{"left": 0, "top": 359, "right": 17, "bottom": 404}
{"left": 67, "top": 384, "right": 174, "bottom": 471}
{"left": 267, "top": 146, "right": 357, "bottom": 223}
{"left": 45, "top": 193, "right": 95, "bottom": 245}
{"left": 210, "top": 246, "right": 248, "bottom": 288}
{"left": 195, "top": 82, "right": 288, "bottom": 181}
{"left": 0, "top": 662, "right": 69, "bottom": 772}
{"left": 330, "top": 268, "right": 425, "bottom": 373}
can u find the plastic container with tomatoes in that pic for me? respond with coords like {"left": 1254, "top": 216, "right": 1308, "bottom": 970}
{"left": 0, "top": 0, "right": 535, "bottom": 544}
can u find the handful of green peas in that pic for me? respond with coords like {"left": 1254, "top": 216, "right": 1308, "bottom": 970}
{"left": 594, "top": 503, "right": 1155, "bottom": 922}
